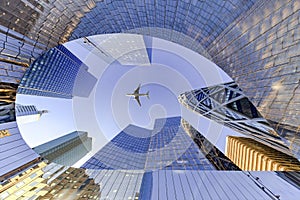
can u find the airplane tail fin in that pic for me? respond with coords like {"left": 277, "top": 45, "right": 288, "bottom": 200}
{"left": 146, "top": 91, "right": 150, "bottom": 99}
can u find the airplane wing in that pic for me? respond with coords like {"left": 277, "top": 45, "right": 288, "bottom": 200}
{"left": 134, "top": 84, "right": 141, "bottom": 94}
{"left": 135, "top": 96, "right": 141, "bottom": 106}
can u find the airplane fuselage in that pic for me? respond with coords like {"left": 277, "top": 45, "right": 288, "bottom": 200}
{"left": 126, "top": 84, "right": 149, "bottom": 106}
{"left": 126, "top": 93, "right": 148, "bottom": 97}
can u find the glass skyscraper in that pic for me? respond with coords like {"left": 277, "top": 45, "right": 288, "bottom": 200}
{"left": 80, "top": 117, "right": 300, "bottom": 199}
{"left": 15, "top": 104, "right": 48, "bottom": 124}
{"left": 17, "top": 45, "right": 86, "bottom": 99}
{"left": 0, "top": 82, "right": 17, "bottom": 124}
{"left": 181, "top": 118, "right": 240, "bottom": 170}
{"left": 0, "top": 161, "right": 101, "bottom": 199}
{"left": 82, "top": 117, "right": 216, "bottom": 171}
{"left": 33, "top": 131, "right": 92, "bottom": 166}
{"left": 1, "top": 0, "right": 300, "bottom": 199}
{"left": 178, "top": 81, "right": 296, "bottom": 159}
{"left": 0, "top": 121, "right": 40, "bottom": 180}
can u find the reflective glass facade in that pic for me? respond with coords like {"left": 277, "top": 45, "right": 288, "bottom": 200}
{"left": 0, "top": 121, "right": 40, "bottom": 178}
{"left": 15, "top": 105, "right": 38, "bottom": 117}
{"left": 0, "top": 162, "right": 101, "bottom": 199}
{"left": 178, "top": 81, "right": 296, "bottom": 159}
{"left": 0, "top": 82, "right": 17, "bottom": 123}
{"left": 181, "top": 119, "right": 240, "bottom": 170}
{"left": 82, "top": 117, "right": 215, "bottom": 170}
{"left": 1, "top": 0, "right": 300, "bottom": 199}
{"left": 83, "top": 169, "right": 300, "bottom": 200}
{"left": 71, "top": 0, "right": 258, "bottom": 48}
{"left": 18, "top": 45, "right": 84, "bottom": 99}
{"left": 33, "top": 131, "right": 92, "bottom": 166}
{"left": 0, "top": 0, "right": 300, "bottom": 139}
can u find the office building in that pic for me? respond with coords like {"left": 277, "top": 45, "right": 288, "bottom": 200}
{"left": 16, "top": 104, "right": 48, "bottom": 124}
{"left": 83, "top": 117, "right": 221, "bottom": 170}
{"left": 83, "top": 169, "right": 300, "bottom": 200}
{"left": 33, "top": 131, "right": 92, "bottom": 166}
{"left": 82, "top": 124, "right": 151, "bottom": 170}
{"left": 145, "top": 117, "right": 215, "bottom": 170}
{"left": 17, "top": 45, "right": 86, "bottom": 99}
{"left": 225, "top": 136, "right": 300, "bottom": 171}
{"left": 268, "top": 120, "right": 300, "bottom": 163}
{"left": 178, "top": 81, "right": 296, "bottom": 159}
{"left": 181, "top": 118, "right": 240, "bottom": 170}
{"left": 0, "top": 82, "right": 17, "bottom": 124}
{"left": 0, "top": 121, "right": 40, "bottom": 180}
{"left": 1, "top": 0, "right": 300, "bottom": 199}
{"left": 72, "top": 64, "right": 97, "bottom": 98}
{"left": 0, "top": 161, "right": 100, "bottom": 199}
{"left": 0, "top": 0, "right": 299, "bottom": 141}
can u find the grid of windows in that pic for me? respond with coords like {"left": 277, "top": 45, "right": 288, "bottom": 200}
{"left": 15, "top": 105, "right": 38, "bottom": 116}
{"left": 82, "top": 117, "right": 215, "bottom": 171}
{"left": 145, "top": 117, "right": 215, "bottom": 170}
{"left": 71, "top": 0, "right": 258, "bottom": 48}
{"left": 18, "top": 45, "right": 85, "bottom": 99}
{"left": 178, "top": 82, "right": 295, "bottom": 159}
{"left": 33, "top": 131, "right": 92, "bottom": 166}
{"left": 82, "top": 125, "right": 153, "bottom": 170}
{"left": 181, "top": 119, "right": 240, "bottom": 170}
{"left": 111, "top": 131, "right": 151, "bottom": 154}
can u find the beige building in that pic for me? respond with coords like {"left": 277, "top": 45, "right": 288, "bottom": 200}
{"left": 0, "top": 161, "right": 100, "bottom": 199}
{"left": 225, "top": 136, "right": 300, "bottom": 171}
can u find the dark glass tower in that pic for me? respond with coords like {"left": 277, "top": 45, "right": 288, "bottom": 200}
{"left": 181, "top": 119, "right": 240, "bottom": 170}
{"left": 17, "top": 45, "right": 86, "bottom": 99}
{"left": 82, "top": 116, "right": 217, "bottom": 170}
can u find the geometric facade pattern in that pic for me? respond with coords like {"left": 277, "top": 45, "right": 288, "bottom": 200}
{"left": 82, "top": 117, "right": 216, "bottom": 171}
{"left": 226, "top": 136, "right": 300, "bottom": 171}
{"left": 0, "top": 121, "right": 40, "bottom": 179}
{"left": 181, "top": 118, "right": 241, "bottom": 170}
{"left": 1, "top": 1, "right": 300, "bottom": 140}
{"left": 17, "top": 45, "right": 85, "bottom": 99}
{"left": 84, "top": 169, "right": 300, "bottom": 200}
{"left": 1, "top": 0, "right": 300, "bottom": 199}
{"left": 0, "top": 162, "right": 100, "bottom": 199}
{"left": 178, "top": 81, "right": 297, "bottom": 159}
{"left": 0, "top": 82, "right": 17, "bottom": 124}
{"left": 33, "top": 131, "right": 92, "bottom": 166}
{"left": 70, "top": 0, "right": 258, "bottom": 49}
{"left": 15, "top": 105, "right": 39, "bottom": 117}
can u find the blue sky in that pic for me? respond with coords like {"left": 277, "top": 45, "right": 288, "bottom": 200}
{"left": 16, "top": 34, "right": 239, "bottom": 167}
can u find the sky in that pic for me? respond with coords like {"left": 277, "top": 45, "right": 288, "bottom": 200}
{"left": 16, "top": 34, "right": 242, "bottom": 167}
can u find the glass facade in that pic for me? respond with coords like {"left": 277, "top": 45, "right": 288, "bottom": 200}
{"left": 181, "top": 118, "right": 240, "bottom": 170}
{"left": 268, "top": 120, "right": 300, "bottom": 162}
{"left": 71, "top": 0, "right": 258, "bottom": 48}
{"left": 82, "top": 125, "right": 151, "bottom": 170}
{"left": 146, "top": 117, "right": 215, "bottom": 170}
{"left": 82, "top": 117, "right": 215, "bottom": 171}
{"left": 0, "top": 0, "right": 299, "bottom": 140}
{"left": 17, "top": 45, "right": 85, "bottom": 99}
{"left": 15, "top": 105, "right": 38, "bottom": 116}
{"left": 178, "top": 81, "right": 296, "bottom": 159}
{"left": 0, "top": 121, "right": 40, "bottom": 178}
{"left": 0, "top": 82, "right": 17, "bottom": 123}
{"left": 83, "top": 169, "right": 300, "bottom": 200}
{"left": 1, "top": 0, "right": 300, "bottom": 199}
{"left": 33, "top": 131, "right": 92, "bottom": 166}
{"left": 0, "top": 162, "right": 101, "bottom": 199}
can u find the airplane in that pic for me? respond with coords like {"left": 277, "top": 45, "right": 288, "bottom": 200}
{"left": 126, "top": 84, "right": 149, "bottom": 106}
